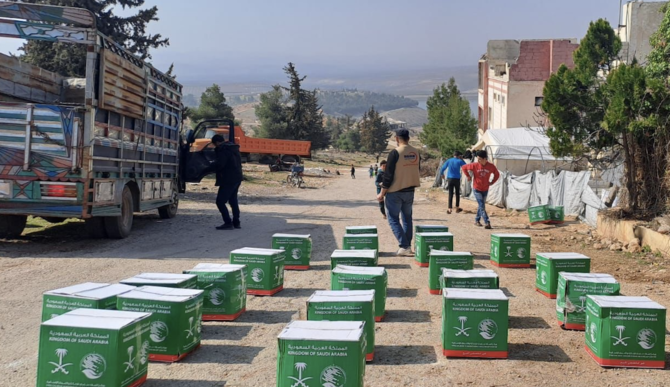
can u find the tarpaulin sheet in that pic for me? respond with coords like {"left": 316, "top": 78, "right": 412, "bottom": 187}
{"left": 550, "top": 171, "right": 590, "bottom": 216}
{"left": 486, "top": 172, "right": 507, "bottom": 207}
{"left": 483, "top": 127, "right": 568, "bottom": 162}
{"left": 506, "top": 173, "right": 532, "bottom": 210}
{"left": 529, "top": 171, "right": 554, "bottom": 207}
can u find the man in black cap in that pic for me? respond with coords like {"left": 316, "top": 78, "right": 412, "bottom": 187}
{"left": 208, "top": 134, "right": 243, "bottom": 230}
{"left": 377, "top": 129, "right": 421, "bottom": 256}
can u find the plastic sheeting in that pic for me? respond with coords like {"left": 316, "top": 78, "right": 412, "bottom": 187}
{"left": 600, "top": 164, "right": 624, "bottom": 187}
{"left": 581, "top": 187, "right": 604, "bottom": 227}
{"left": 483, "top": 127, "right": 566, "bottom": 161}
{"left": 529, "top": 171, "right": 554, "bottom": 207}
{"left": 506, "top": 173, "right": 532, "bottom": 210}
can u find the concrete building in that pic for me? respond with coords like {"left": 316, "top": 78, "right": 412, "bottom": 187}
{"left": 478, "top": 39, "right": 579, "bottom": 131}
{"left": 618, "top": 1, "right": 667, "bottom": 65}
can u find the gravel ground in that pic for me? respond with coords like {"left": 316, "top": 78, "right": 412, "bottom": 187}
{"left": 1, "top": 172, "right": 669, "bottom": 387}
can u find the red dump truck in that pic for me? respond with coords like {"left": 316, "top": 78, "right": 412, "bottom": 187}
{"left": 192, "top": 126, "right": 312, "bottom": 164}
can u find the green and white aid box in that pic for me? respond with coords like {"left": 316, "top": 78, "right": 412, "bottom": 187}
{"left": 117, "top": 286, "right": 204, "bottom": 362}
{"left": 183, "top": 263, "right": 247, "bottom": 321}
{"left": 345, "top": 225, "right": 378, "bottom": 235}
{"left": 42, "top": 282, "right": 135, "bottom": 321}
{"left": 490, "top": 234, "right": 531, "bottom": 268}
{"left": 585, "top": 296, "right": 666, "bottom": 369}
{"left": 230, "top": 247, "right": 285, "bottom": 296}
{"left": 556, "top": 273, "right": 620, "bottom": 330}
{"left": 37, "top": 309, "right": 152, "bottom": 387}
{"left": 548, "top": 206, "right": 565, "bottom": 224}
{"left": 331, "top": 265, "right": 387, "bottom": 322}
{"left": 528, "top": 205, "right": 550, "bottom": 225}
{"left": 306, "top": 290, "right": 376, "bottom": 361}
{"left": 330, "top": 249, "right": 378, "bottom": 269}
{"left": 343, "top": 233, "right": 379, "bottom": 251}
{"left": 428, "top": 251, "right": 474, "bottom": 295}
{"left": 415, "top": 232, "right": 454, "bottom": 267}
{"left": 277, "top": 321, "right": 366, "bottom": 387}
{"left": 120, "top": 273, "right": 197, "bottom": 289}
{"left": 442, "top": 289, "right": 509, "bottom": 359}
{"left": 536, "top": 252, "right": 591, "bottom": 298}
{"left": 440, "top": 269, "right": 499, "bottom": 290}
{"left": 414, "top": 224, "right": 449, "bottom": 234}
{"left": 272, "top": 233, "right": 312, "bottom": 270}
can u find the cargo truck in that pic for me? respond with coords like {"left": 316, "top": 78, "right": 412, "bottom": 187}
{"left": 0, "top": 2, "right": 219, "bottom": 239}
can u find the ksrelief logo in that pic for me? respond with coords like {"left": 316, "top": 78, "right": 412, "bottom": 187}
{"left": 251, "top": 268, "right": 264, "bottom": 283}
{"left": 321, "top": 365, "right": 347, "bottom": 387}
{"left": 637, "top": 329, "right": 657, "bottom": 350}
{"left": 478, "top": 319, "right": 498, "bottom": 340}
{"left": 540, "top": 271, "right": 547, "bottom": 285}
{"left": 517, "top": 248, "right": 526, "bottom": 259}
{"left": 80, "top": 353, "right": 106, "bottom": 380}
{"left": 150, "top": 321, "right": 169, "bottom": 343}
{"left": 209, "top": 288, "right": 226, "bottom": 306}
{"left": 291, "top": 248, "right": 302, "bottom": 260}
{"left": 139, "top": 341, "right": 149, "bottom": 365}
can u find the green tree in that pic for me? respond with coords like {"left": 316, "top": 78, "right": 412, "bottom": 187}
{"left": 337, "top": 127, "right": 361, "bottom": 152}
{"left": 256, "top": 86, "right": 289, "bottom": 139}
{"left": 19, "top": 0, "right": 169, "bottom": 77}
{"left": 420, "top": 78, "right": 477, "bottom": 157}
{"left": 359, "top": 106, "right": 391, "bottom": 162}
{"left": 542, "top": 19, "right": 621, "bottom": 159}
{"left": 190, "top": 84, "right": 235, "bottom": 123}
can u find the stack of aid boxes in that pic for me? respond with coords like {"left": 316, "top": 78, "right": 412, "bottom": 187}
{"left": 272, "top": 233, "right": 312, "bottom": 270}
{"left": 41, "top": 282, "right": 135, "bottom": 321}
{"left": 183, "top": 263, "right": 247, "bottom": 321}
{"left": 490, "top": 234, "right": 531, "bottom": 268}
{"left": 330, "top": 249, "right": 378, "bottom": 269}
{"left": 230, "top": 247, "right": 285, "bottom": 296}
{"left": 306, "top": 290, "right": 376, "bottom": 361}
{"left": 428, "top": 251, "right": 474, "bottom": 294}
{"left": 585, "top": 296, "right": 666, "bottom": 369}
{"left": 442, "top": 289, "right": 509, "bottom": 359}
{"left": 556, "top": 273, "right": 620, "bottom": 330}
{"left": 415, "top": 231, "right": 454, "bottom": 267}
{"left": 535, "top": 253, "right": 591, "bottom": 298}
{"left": 331, "top": 265, "right": 387, "bottom": 322}
{"left": 37, "top": 309, "right": 152, "bottom": 387}
{"left": 343, "top": 226, "right": 379, "bottom": 251}
{"left": 117, "top": 286, "right": 204, "bottom": 362}
{"left": 276, "top": 321, "right": 366, "bottom": 387}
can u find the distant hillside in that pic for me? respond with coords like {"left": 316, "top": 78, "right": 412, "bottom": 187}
{"left": 316, "top": 89, "right": 418, "bottom": 116}
{"left": 381, "top": 108, "right": 428, "bottom": 130}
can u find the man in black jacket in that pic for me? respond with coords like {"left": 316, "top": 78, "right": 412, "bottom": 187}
{"left": 209, "top": 134, "right": 243, "bottom": 230}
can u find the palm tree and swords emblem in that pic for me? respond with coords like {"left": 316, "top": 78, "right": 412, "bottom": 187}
{"left": 612, "top": 325, "right": 630, "bottom": 346}
{"left": 288, "top": 362, "right": 311, "bottom": 387}
{"left": 50, "top": 348, "right": 73, "bottom": 374}
{"left": 454, "top": 316, "right": 470, "bottom": 336}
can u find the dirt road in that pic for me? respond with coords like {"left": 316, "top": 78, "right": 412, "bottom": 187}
{"left": 1, "top": 172, "right": 669, "bottom": 386}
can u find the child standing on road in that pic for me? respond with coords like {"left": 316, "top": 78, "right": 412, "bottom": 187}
{"left": 375, "top": 161, "right": 387, "bottom": 219}
{"left": 461, "top": 150, "right": 500, "bottom": 229}
{"left": 351, "top": 164, "right": 356, "bottom": 179}
{"left": 369, "top": 165, "right": 374, "bottom": 178}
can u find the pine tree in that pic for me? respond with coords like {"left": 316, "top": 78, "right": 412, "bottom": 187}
{"left": 359, "top": 107, "right": 391, "bottom": 162}
{"left": 420, "top": 78, "right": 477, "bottom": 157}
{"left": 190, "top": 84, "right": 234, "bottom": 123}
{"left": 256, "top": 86, "right": 289, "bottom": 139}
{"left": 19, "top": 0, "right": 169, "bottom": 77}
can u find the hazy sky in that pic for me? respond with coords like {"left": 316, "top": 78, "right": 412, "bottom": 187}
{"left": 0, "top": 0, "right": 632, "bottom": 83}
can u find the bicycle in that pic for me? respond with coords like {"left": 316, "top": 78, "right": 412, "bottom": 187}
{"left": 287, "top": 172, "right": 304, "bottom": 188}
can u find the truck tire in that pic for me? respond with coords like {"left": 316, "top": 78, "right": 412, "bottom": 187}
{"left": 86, "top": 217, "right": 108, "bottom": 239}
{"left": 104, "top": 186, "right": 134, "bottom": 239}
{"left": 158, "top": 197, "right": 178, "bottom": 219}
{"left": 42, "top": 217, "right": 65, "bottom": 224}
{"left": 281, "top": 155, "right": 300, "bottom": 163}
{"left": 0, "top": 215, "right": 27, "bottom": 238}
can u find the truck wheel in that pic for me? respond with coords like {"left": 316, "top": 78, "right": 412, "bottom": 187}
{"left": 158, "top": 197, "right": 179, "bottom": 219}
{"left": 42, "top": 217, "right": 65, "bottom": 224}
{"left": 0, "top": 215, "right": 27, "bottom": 238}
{"left": 86, "top": 217, "right": 108, "bottom": 239}
{"left": 104, "top": 186, "right": 134, "bottom": 239}
{"left": 281, "top": 155, "right": 299, "bottom": 163}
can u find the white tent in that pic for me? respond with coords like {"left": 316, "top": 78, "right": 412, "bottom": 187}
{"left": 472, "top": 127, "right": 573, "bottom": 175}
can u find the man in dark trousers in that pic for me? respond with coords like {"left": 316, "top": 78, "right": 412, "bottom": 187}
{"left": 439, "top": 151, "right": 467, "bottom": 214}
{"left": 377, "top": 129, "right": 421, "bottom": 256}
{"left": 374, "top": 160, "right": 387, "bottom": 219}
{"left": 209, "top": 134, "right": 243, "bottom": 230}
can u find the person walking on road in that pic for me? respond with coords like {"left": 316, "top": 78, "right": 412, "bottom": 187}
{"left": 351, "top": 164, "right": 356, "bottom": 179}
{"left": 439, "top": 151, "right": 467, "bottom": 214}
{"left": 461, "top": 150, "right": 500, "bottom": 229}
{"left": 375, "top": 160, "right": 387, "bottom": 219}
{"left": 369, "top": 165, "right": 374, "bottom": 178}
{"left": 208, "top": 134, "right": 243, "bottom": 230}
{"left": 377, "top": 129, "right": 421, "bottom": 256}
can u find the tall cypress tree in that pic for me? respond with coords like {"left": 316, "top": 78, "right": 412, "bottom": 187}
{"left": 19, "top": 0, "right": 169, "bottom": 77}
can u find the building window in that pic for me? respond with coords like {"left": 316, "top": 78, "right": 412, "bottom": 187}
{"left": 535, "top": 96, "right": 544, "bottom": 106}
{"left": 502, "top": 96, "right": 506, "bottom": 105}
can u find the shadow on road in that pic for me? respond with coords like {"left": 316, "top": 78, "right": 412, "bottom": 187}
{"left": 508, "top": 343, "right": 572, "bottom": 363}
{"left": 373, "top": 345, "right": 438, "bottom": 365}
{"left": 384, "top": 310, "right": 432, "bottom": 323}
